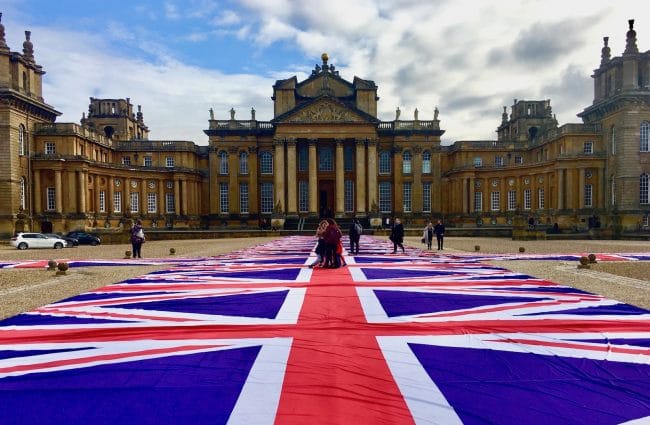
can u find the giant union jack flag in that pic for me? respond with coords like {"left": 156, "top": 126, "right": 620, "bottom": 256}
{"left": 0, "top": 236, "right": 649, "bottom": 424}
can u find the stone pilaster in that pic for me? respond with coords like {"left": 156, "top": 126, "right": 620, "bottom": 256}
{"left": 248, "top": 146, "right": 259, "bottom": 214}
{"left": 174, "top": 179, "right": 180, "bottom": 215}
{"left": 54, "top": 170, "right": 62, "bottom": 213}
{"left": 557, "top": 168, "right": 565, "bottom": 210}
{"left": 33, "top": 170, "right": 41, "bottom": 214}
{"left": 107, "top": 177, "right": 114, "bottom": 214}
{"left": 308, "top": 140, "right": 317, "bottom": 214}
{"left": 286, "top": 139, "right": 298, "bottom": 216}
{"left": 181, "top": 178, "right": 189, "bottom": 215}
{"left": 158, "top": 179, "right": 165, "bottom": 214}
{"left": 366, "top": 139, "right": 377, "bottom": 212}
{"left": 413, "top": 146, "right": 423, "bottom": 213}
{"left": 355, "top": 140, "right": 366, "bottom": 214}
{"left": 335, "top": 139, "right": 344, "bottom": 216}
{"left": 229, "top": 147, "right": 239, "bottom": 214}
{"left": 273, "top": 138, "right": 286, "bottom": 213}
{"left": 579, "top": 168, "right": 586, "bottom": 209}
{"left": 140, "top": 178, "right": 147, "bottom": 215}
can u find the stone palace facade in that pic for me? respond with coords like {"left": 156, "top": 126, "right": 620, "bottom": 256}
{"left": 1, "top": 14, "right": 649, "bottom": 236}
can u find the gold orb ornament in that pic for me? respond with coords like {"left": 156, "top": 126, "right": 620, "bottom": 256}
{"left": 321, "top": 53, "right": 328, "bottom": 63}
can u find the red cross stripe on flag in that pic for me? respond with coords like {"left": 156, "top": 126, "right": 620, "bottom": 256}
{"left": 0, "top": 235, "right": 649, "bottom": 424}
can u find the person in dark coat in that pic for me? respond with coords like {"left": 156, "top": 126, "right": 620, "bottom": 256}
{"left": 322, "top": 218, "right": 342, "bottom": 268}
{"left": 390, "top": 218, "right": 405, "bottom": 254}
{"left": 348, "top": 219, "right": 362, "bottom": 255}
{"left": 434, "top": 219, "right": 445, "bottom": 250}
{"left": 130, "top": 219, "right": 145, "bottom": 258}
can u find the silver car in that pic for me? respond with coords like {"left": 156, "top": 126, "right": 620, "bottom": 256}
{"left": 10, "top": 233, "right": 67, "bottom": 250}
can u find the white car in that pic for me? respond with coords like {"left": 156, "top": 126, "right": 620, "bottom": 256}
{"left": 10, "top": 233, "right": 67, "bottom": 250}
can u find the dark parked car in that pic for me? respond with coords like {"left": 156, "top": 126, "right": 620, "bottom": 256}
{"left": 65, "top": 231, "right": 101, "bottom": 246}
{"left": 42, "top": 233, "right": 79, "bottom": 247}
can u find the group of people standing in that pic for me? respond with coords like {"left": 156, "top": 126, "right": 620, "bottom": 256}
{"left": 422, "top": 220, "right": 445, "bottom": 250}
{"left": 310, "top": 218, "right": 345, "bottom": 268}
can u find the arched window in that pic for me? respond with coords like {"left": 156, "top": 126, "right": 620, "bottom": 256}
{"left": 319, "top": 146, "right": 333, "bottom": 171}
{"left": 422, "top": 150, "right": 431, "bottom": 173}
{"left": 218, "top": 151, "right": 228, "bottom": 174}
{"left": 19, "top": 177, "right": 26, "bottom": 210}
{"left": 610, "top": 125, "right": 616, "bottom": 155}
{"left": 260, "top": 151, "right": 273, "bottom": 174}
{"left": 402, "top": 150, "right": 412, "bottom": 174}
{"left": 641, "top": 173, "right": 650, "bottom": 205}
{"left": 379, "top": 151, "right": 391, "bottom": 174}
{"left": 641, "top": 121, "right": 650, "bottom": 152}
{"left": 239, "top": 151, "right": 249, "bottom": 174}
{"left": 18, "top": 124, "right": 25, "bottom": 156}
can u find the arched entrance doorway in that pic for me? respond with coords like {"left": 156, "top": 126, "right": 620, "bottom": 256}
{"left": 40, "top": 220, "right": 53, "bottom": 233}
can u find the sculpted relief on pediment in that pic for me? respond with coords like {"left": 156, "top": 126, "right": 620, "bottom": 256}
{"left": 285, "top": 101, "right": 364, "bottom": 123}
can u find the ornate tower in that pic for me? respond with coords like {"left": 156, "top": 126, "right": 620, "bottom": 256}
{"left": 0, "top": 15, "right": 60, "bottom": 236}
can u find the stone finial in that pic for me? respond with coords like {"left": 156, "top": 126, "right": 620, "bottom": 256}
{"left": 502, "top": 106, "right": 508, "bottom": 124}
{"left": 209, "top": 107, "right": 214, "bottom": 120}
{"left": 395, "top": 106, "right": 401, "bottom": 120}
{"left": 624, "top": 19, "right": 638, "bottom": 55}
{"left": 414, "top": 108, "right": 419, "bottom": 121}
{"left": 434, "top": 106, "right": 439, "bottom": 120}
{"left": 0, "top": 13, "right": 8, "bottom": 50}
{"left": 600, "top": 36, "right": 611, "bottom": 65}
{"left": 23, "top": 30, "right": 34, "bottom": 61}
{"left": 229, "top": 107, "right": 235, "bottom": 120}
{"left": 251, "top": 107, "right": 256, "bottom": 120}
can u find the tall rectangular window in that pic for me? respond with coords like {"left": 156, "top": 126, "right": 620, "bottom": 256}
{"left": 514, "top": 156, "right": 523, "bottom": 165}
{"left": 641, "top": 122, "right": 649, "bottom": 152}
{"left": 144, "top": 156, "right": 152, "bottom": 167}
{"left": 422, "top": 182, "right": 431, "bottom": 213}
{"left": 495, "top": 156, "right": 504, "bottom": 167}
{"left": 538, "top": 188, "right": 545, "bottom": 209}
{"left": 46, "top": 187, "right": 56, "bottom": 211}
{"left": 99, "top": 190, "right": 106, "bottom": 213}
{"left": 641, "top": 174, "right": 649, "bottom": 205}
{"left": 583, "top": 141, "right": 593, "bottom": 154}
{"left": 122, "top": 156, "right": 131, "bottom": 166}
{"left": 219, "top": 182, "right": 229, "bottom": 214}
{"left": 261, "top": 182, "right": 274, "bottom": 213}
{"left": 584, "top": 184, "right": 593, "bottom": 207}
{"left": 507, "top": 190, "right": 516, "bottom": 210}
{"left": 45, "top": 142, "right": 56, "bottom": 154}
{"left": 344, "top": 146, "right": 354, "bottom": 172}
{"left": 319, "top": 147, "right": 333, "bottom": 171}
{"left": 524, "top": 189, "right": 531, "bottom": 210}
{"left": 473, "top": 157, "right": 482, "bottom": 167}
{"left": 491, "top": 191, "right": 500, "bottom": 211}
{"left": 299, "top": 181, "right": 309, "bottom": 213}
{"left": 422, "top": 151, "right": 432, "bottom": 174}
{"left": 130, "top": 192, "right": 139, "bottom": 213}
{"left": 239, "top": 152, "right": 249, "bottom": 175}
{"left": 113, "top": 191, "right": 122, "bottom": 213}
{"left": 379, "top": 182, "right": 392, "bottom": 213}
{"left": 260, "top": 152, "right": 273, "bottom": 174}
{"left": 344, "top": 180, "right": 354, "bottom": 212}
{"left": 166, "top": 156, "right": 174, "bottom": 167}
{"left": 474, "top": 192, "right": 483, "bottom": 212}
{"left": 403, "top": 182, "right": 412, "bottom": 213}
{"left": 240, "top": 183, "right": 249, "bottom": 214}
{"left": 147, "top": 193, "right": 157, "bottom": 213}
{"left": 166, "top": 193, "right": 175, "bottom": 213}
{"left": 298, "top": 148, "right": 308, "bottom": 172}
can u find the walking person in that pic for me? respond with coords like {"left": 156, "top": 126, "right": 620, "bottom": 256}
{"left": 434, "top": 219, "right": 445, "bottom": 250}
{"left": 130, "top": 219, "right": 145, "bottom": 258}
{"left": 422, "top": 222, "right": 434, "bottom": 250}
{"left": 390, "top": 218, "right": 405, "bottom": 254}
{"left": 348, "top": 219, "right": 362, "bottom": 255}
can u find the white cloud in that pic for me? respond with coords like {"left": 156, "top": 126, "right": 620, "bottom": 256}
{"left": 2, "top": 0, "right": 645, "bottom": 147}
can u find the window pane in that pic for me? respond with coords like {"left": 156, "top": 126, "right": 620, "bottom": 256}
{"left": 240, "top": 183, "right": 249, "bottom": 214}
{"left": 422, "top": 151, "right": 431, "bottom": 174}
{"left": 319, "top": 147, "right": 333, "bottom": 171}
{"left": 344, "top": 146, "right": 354, "bottom": 172}
{"left": 422, "top": 182, "right": 431, "bottom": 212}
{"left": 261, "top": 152, "right": 273, "bottom": 174}
{"left": 261, "top": 182, "right": 274, "bottom": 213}
{"left": 219, "top": 151, "right": 228, "bottom": 174}
{"left": 641, "top": 122, "right": 650, "bottom": 152}
{"left": 298, "top": 147, "right": 308, "bottom": 172}
{"left": 379, "top": 151, "right": 391, "bottom": 174}
{"left": 239, "top": 152, "right": 248, "bottom": 175}
{"left": 220, "top": 182, "right": 229, "bottom": 213}
{"left": 402, "top": 151, "right": 412, "bottom": 174}
{"left": 299, "top": 181, "right": 309, "bottom": 212}
{"left": 403, "top": 182, "right": 412, "bottom": 212}
{"left": 379, "top": 182, "right": 392, "bottom": 213}
{"left": 147, "top": 193, "right": 157, "bottom": 213}
{"left": 344, "top": 180, "right": 354, "bottom": 212}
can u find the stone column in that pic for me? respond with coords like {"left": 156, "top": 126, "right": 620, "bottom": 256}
{"left": 413, "top": 146, "right": 423, "bottom": 213}
{"left": 286, "top": 139, "right": 298, "bottom": 216}
{"left": 78, "top": 170, "right": 87, "bottom": 213}
{"left": 94, "top": 174, "right": 100, "bottom": 213}
{"left": 141, "top": 179, "right": 147, "bottom": 215}
{"left": 578, "top": 168, "right": 585, "bottom": 209}
{"left": 355, "top": 140, "right": 367, "bottom": 214}
{"left": 228, "top": 148, "right": 239, "bottom": 214}
{"left": 33, "top": 170, "right": 41, "bottom": 214}
{"left": 469, "top": 177, "right": 475, "bottom": 212}
{"left": 393, "top": 148, "right": 402, "bottom": 214}
{"left": 158, "top": 179, "right": 165, "bottom": 214}
{"left": 181, "top": 178, "right": 189, "bottom": 215}
{"left": 462, "top": 176, "right": 469, "bottom": 214}
{"left": 335, "top": 139, "right": 345, "bottom": 216}
{"left": 248, "top": 147, "right": 259, "bottom": 215}
{"left": 366, "top": 140, "right": 377, "bottom": 212}
{"left": 308, "top": 140, "right": 318, "bottom": 214}
{"left": 273, "top": 138, "right": 286, "bottom": 213}
{"left": 174, "top": 179, "right": 180, "bottom": 215}
{"left": 557, "top": 168, "right": 565, "bottom": 210}
{"left": 107, "top": 177, "right": 114, "bottom": 214}
{"left": 565, "top": 168, "right": 575, "bottom": 209}
{"left": 209, "top": 149, "right": 219, "bottom": 214}
{"left": 54, "top": 170, "right": 62, "bottom": 213}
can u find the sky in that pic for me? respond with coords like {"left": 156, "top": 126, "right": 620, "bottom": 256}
{"left": 1, "top": 0, "right": 646, "bottom": 145}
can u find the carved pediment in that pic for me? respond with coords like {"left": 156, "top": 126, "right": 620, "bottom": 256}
{"left": 284, "top": 99, "right": 366, "bottom": 123}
